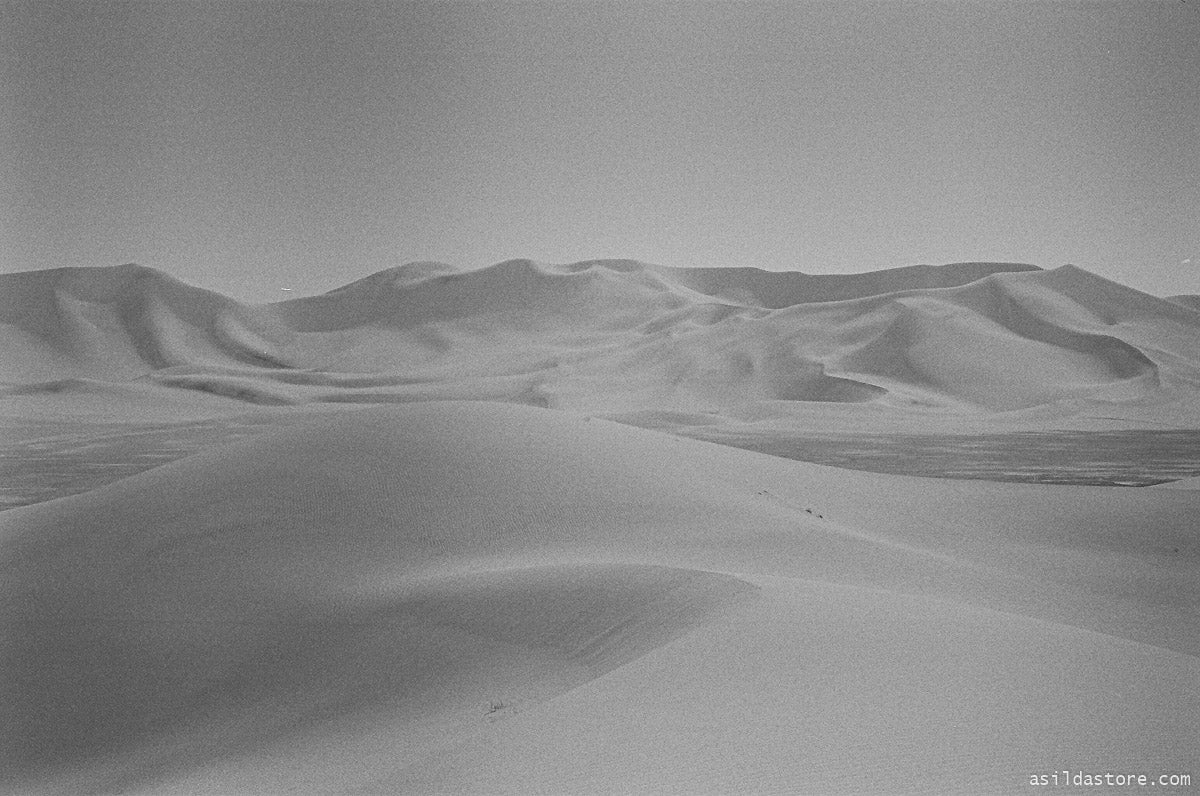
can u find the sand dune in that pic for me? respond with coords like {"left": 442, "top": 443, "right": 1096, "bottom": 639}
{"left": 646, "top": 260, "right": 1044, "bottom": 308}
{"left": 4, "top": 262, "right": 1200, "bottom": 793}
{"left": 0, "top": 264, "right": 296, "bottom": 384}
{"left": 2, "top": 401, "right": 1196, "bottom": 793}
{"left": 4, "top": 260, "right": 1200, "bottom": 423}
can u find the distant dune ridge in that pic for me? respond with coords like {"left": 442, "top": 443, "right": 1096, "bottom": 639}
{"left": 4, "top": 259, "right": 1200, "bottom": 421}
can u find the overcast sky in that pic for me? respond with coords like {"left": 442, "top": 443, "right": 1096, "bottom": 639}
{"left": 4, "top": 0, "right": 1198, "bottom": 301}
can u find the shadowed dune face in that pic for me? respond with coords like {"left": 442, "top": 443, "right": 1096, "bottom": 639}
{"left": 2, "top": 402, "right": 1198, "bottom": 793}
{"left": 4, "top": 557, "right": 753, "bottom": 778}
{"left": 1167, "top": 294, "right": 1200, "bottom": 313}
{"left": 3, "top": 260, "right": 1200, "bottom": 417}
{"left": 0, "top": 265, "right": 296, "bottom": 382}
{"left": 0, "top": 404, "right": 767, "bottom": 778}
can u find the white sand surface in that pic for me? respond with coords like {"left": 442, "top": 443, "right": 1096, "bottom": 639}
{"left": 3, "top": 401, "right": 1197, "bottom": 794}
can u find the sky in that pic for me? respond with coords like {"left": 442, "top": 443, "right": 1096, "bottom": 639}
{"left": 3, "top": 0, "right": 1198, "bottom": 302}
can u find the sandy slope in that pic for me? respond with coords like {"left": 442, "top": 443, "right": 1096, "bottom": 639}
{"left": 3, "top": 402, "right": 1197, "bottom": 794}
{"left": 0, "top": 264, "right": 297, "bottom": 384}
{"left": 5, "top": 260, "right": 1200, "bottom": 426}
{"left": 1167, "top": 294, "right": 1200, "bottom": 313}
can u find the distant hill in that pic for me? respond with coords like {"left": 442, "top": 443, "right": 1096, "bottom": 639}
{"left": 4, "top": 260, "right": 1200, "bottom": 414}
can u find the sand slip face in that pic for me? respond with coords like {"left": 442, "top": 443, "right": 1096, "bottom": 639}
{"left": 2, "top": 401, "right": 1197, "bottom": 793}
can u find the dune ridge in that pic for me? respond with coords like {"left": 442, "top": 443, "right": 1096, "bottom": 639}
{"left": 0, "top": 264, "right": 296, "bottom": 384}
{"left": 5, "top": 260, "right": 1200, "bottom": 422}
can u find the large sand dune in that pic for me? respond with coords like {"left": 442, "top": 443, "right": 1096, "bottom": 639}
{"left": 5, "top": 260, "right": 1200, "bottom": 424}
{"left": 3, "top": 401, "right": 1197, "bottom": 793}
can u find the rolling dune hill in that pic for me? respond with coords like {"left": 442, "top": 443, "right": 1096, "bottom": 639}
{"left": 3, "top": 260, "right": 1200, "bottom": 424}
{"left": 3, "top": 402, "right": 1197, "bottom": 794}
